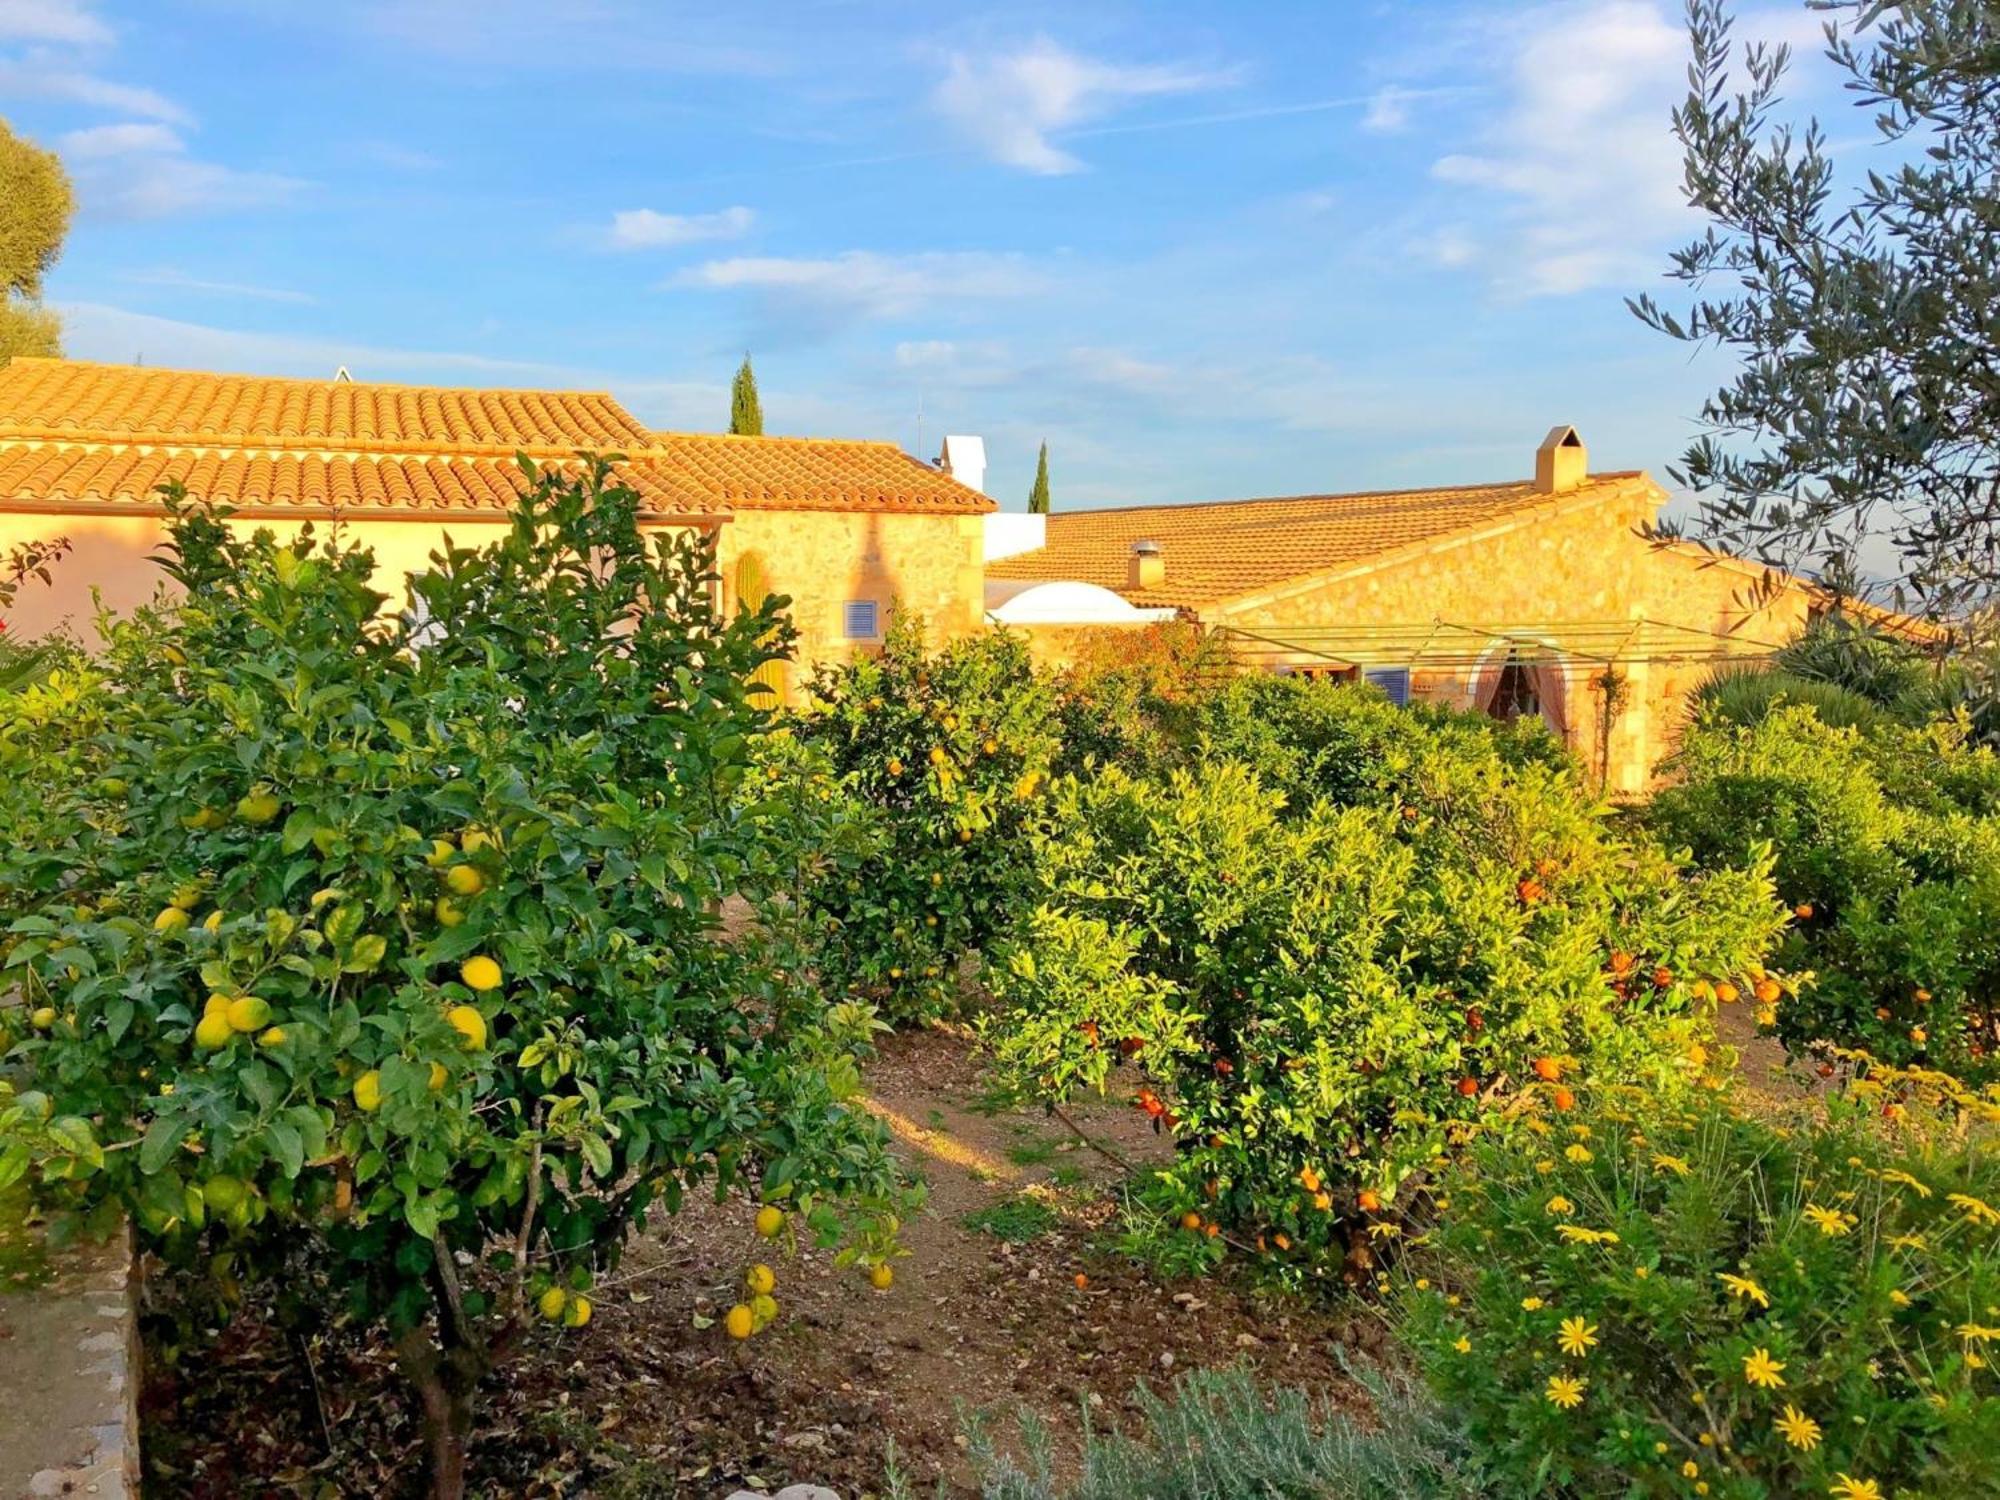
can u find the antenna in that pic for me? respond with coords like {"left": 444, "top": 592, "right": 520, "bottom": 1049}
{"left": 333, "top": 365, "right": 353, "bottom": 383}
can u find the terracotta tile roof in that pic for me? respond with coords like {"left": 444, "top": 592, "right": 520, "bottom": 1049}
{"left": 986, "top": 478, "right": 1645, "bottom": 609}
{"left": 644, "top": 431, "right": 992, "bottom": 515}
{"left": 0, "top": 358, "right": 991, "bottom": 518}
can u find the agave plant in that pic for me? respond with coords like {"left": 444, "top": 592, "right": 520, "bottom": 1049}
{"left": 1689, "top": 663, "right": 1887, "bottom": 732}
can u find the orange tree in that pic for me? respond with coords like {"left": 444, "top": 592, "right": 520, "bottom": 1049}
{"left": 983, "top": 679, "right": 1790, "bottom": 1282}
{"left": 1650, "top": 705, "right": 2000, "bottom": 1080}
{"left": 790, "top": 613, "right": 1061, "bottom": 1023}
{"left": 0, "top": 464, "right": 905, "bottom": 1499}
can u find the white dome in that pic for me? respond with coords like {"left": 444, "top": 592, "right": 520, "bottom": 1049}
{"left": 984, "top": 579, "right": 1178, "bottom": 625}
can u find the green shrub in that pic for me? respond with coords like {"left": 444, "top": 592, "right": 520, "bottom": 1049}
{"left": 983, "top": 683, "right": 1788, "bottom": 1276}
{"left": 888, "top": 1363, "right": 1487, "bottom": 1500}
{"left": 1650, "top": 707, "right": 2000, "bottom": 1078}
{"left": 0, "top": 467, "right": 905, "bottom": 1497}
{"left": 1401, "top": 1074, "right": 2000, "bottom": 1499}
{"left": 792, "top": 614, "right": 1062, "bottom": 1022}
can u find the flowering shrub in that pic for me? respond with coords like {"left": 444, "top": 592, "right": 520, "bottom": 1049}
{"left": 983, "top": 683, "right": 1788, "bottom": 1277}
{"left": 1650, "top": 706, "right": 2000, "bottom": 1079}
{"left": 792, "top": 613, "right": 1062, "bottom": 1023}
{"left": 0, "top": 467, "right": 904, "bottom": 1498}
{"left": 1401, "top": 1073, "right": 2000, "bottom": 1499}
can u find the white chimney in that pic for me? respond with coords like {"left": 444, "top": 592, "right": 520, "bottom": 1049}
{"left": 938, "top": 434, "right": 986, "bottom": 495}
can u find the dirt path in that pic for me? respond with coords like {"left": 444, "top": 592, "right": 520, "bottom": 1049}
{"left": 142, "top": 1027, "right": 1374, "bottom": 1499}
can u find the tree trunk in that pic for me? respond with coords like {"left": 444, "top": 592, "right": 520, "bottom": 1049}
{"left": 395, "top": 1324, "right": 483, "bottom": 1500}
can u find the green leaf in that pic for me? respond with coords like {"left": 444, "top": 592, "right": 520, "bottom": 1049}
{"left": 343, "top": 933, "right": 388, "bottom": 973}
{"left": 280, "top": 809, "right": 319, "bottom": 855}
{"left": 139, "top": 1114, "right": 190, "bottom": 1176}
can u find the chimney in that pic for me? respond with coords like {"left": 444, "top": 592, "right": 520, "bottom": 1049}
{"left": 937, "top": 434, "right": 987, "bottom": 495}
{"left": 1534, "top": 424, "right": 1587, "bottom": 494}
{"left": 1128, "top": 538, "right": 1165, "bottom": 591}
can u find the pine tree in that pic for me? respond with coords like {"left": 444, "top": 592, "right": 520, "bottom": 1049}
{"left": 1027, "top": 441, "right": 1051, "bottom": 514}
{"left": 729, "top": 354, "right": 763, "bottom": 436}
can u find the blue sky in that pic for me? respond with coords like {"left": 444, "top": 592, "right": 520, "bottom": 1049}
{"left": 4, "top": 0, "right": 1844, "bottom": 511}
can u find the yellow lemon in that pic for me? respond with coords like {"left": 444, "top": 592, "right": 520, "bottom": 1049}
{"left": 563, "top": 1296, "right": 593, "bottom": 1328}
{"left": 205, "top": 992, "right": 232, "bottom": 1015}
{"left": 724, "top": 1303, "right": 755, "bottom": 1340}
{"left": 755, "top": 1206, "right": 785, "bottom": 1239}
{"left": 236, "top": 791, "right": 282, "bottom": 825}
{"left": 869, "top": 1263, "right": 894, "bottom": 1292}
{"left": 749, "top": 1293, "right": 778, "bottom": 1329}
{"left": 30, "top": 1006, "right": 57, "bottom": 1030}
{"left": 258, "top": 1027, "right": 288, "bottom": 1048}
{"left": 434, "top": 896, "right": 465, "bottom": 928}
{"left": 353, "top": 1070, "right": 383, "bottom": 1112}
{"left": 424, "top": 838, "right": 456, "bottom": 868}
{"left": 161, "top": 644, "right": 187, "bottom": 667}
{"left": 225, "top": 997, "right": 272, "bottom": 1033}
{"left": 538, "top": 1286, "right": 568, "bottom": 1321}
{"left": 429, "top": 1062, "right": 449, "bottom": 1091}
{"left": 444, "top": 864, "right": 486, "bottom": 898}
{"left": 461, "top": 826, "right": 498, "bottom": 854}
{"left": 446, "top": 1005, "right": 488, "bottom": 1050}
{"left": 203, "top": 910, "right": 225, "bottom": 933}
{"left": 194, "top": 1013, "right": 234, "bottom": 1050}
{"left": 745, "top": 1263, "right": 776, "bottom": 1296}
{"left": 460, "top": 956, "right": 502, "bottom": 992}
{"left": 154, "top": 907, "right": 192, "bottom": 935}
{"left": 170, "top": 883, "right": 202, "bottom": 911}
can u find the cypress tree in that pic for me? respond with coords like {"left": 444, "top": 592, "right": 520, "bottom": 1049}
{"left": 729, "top": 355, "right": 764, "bottom": 436}
{"left": 1027, "top": 441, "right": 1051, "bottom": 514}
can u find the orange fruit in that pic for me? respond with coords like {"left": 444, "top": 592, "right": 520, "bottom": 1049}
{"left": 1552, "top": 1086, "right": 1576, "bottom": 1112}
{"left": 869, "top": 1263, "right": 894, "bottom": 1292}
{"left": 1074, "top": 1272, "right": 1089, "bottom": 1290}
{"left": 1180, "top": 1211, "right": 1202, "bottom": 1231}
{"left": 1531, "top": 1056, "right": 1562, "bottom": 1082}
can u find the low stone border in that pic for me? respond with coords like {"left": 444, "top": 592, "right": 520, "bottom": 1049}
{"left": 0, "top": 1223, "right": 140, "bottom": 1499}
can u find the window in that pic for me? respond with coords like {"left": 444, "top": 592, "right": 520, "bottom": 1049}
{"left": 842, "top": 599, "right": 881, "bottom": 641}
{"left": 1364, "top": 667, "right": 1411, "bottom": 706}
{"left": 1490, "top": 656, "right": 1542, "bottom": 722}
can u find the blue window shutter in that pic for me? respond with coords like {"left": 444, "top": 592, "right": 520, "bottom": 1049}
{"left": 843, "top": 600, "right": 880, "bottom": 640}
{"left": 1365, "top": 667, "right": 1411, "bottom": 706}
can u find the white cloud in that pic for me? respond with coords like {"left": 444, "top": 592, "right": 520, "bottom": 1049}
{"left": 57, "top": 123, "right": 306, "bottom": 220}
{"left": 59, "top": 121, "right": 180, "bottom": 158}
{"left": 118, "top": 267, "right": 317, "bottom": 305}
{"left": 0, "top": 61, "right": 190, "bottom": 122}
{"left": 0, "top": 0, "right": 108, "bottom": 45}
{"left": 930, "top": 37, "right": 1227, "bottom": 174}
{"left": 605, "top": 205, "right": 755, "bottom": 251}
{"left": 675, "top": 251, "right": 1039, "bottom": 327}
{"left": 1420, "top": 0, "right": 1831, "bottom": 298}
{"left": 1361, "top": 85, "right": 1415, "bottom": 134}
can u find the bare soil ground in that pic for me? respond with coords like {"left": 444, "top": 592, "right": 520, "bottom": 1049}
{"left": 140, "top": 1027, "right": 1377, "bottom": 1499}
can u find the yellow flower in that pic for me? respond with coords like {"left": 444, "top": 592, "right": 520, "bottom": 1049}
{"left": 1545, "top": 1372, "right": 1586, "bottom": 1409}
{"left": 1535, "top": 1159, "right": 1556, "bottom": 1175}
{"left": 1803, "top": 1204, "right": 1854, "bottom": 1237}
{"left": 1557, "top": 1316, "right": 1600, "bottom": 1357}
{"left": 1742, "top": 1347, "right": 1787, "bottom": 1389}
{"left": 1521, "top": 1295, "right": 1546, "bottom": 1311}
{"left": 1565, "top": 1144, "right": 1594, "bottom": 1163}
{"left": 1681, "top": 1460, "right": 1700, "bottom": 1478}
{"left": 1719, "top": 1273, "right": 1770, "bottom": 1308}
{"left": 1453, "top": 1335, "right": 1472, "bottom": 1353}
{"left": 1830, "top": 1476, "right": 1884, "bottom": 1500}
{"left": 1949, "top": 1193, "right": 2000, "bottom": 1228}
{"left": 1652, "top": 1153, "right": 1692, "bottom": 1177}
{"left": 1367, "top": 1221, "right": 1402, "bottom": 1240}
{"left": 1555, "top": 1224, "right": 1621, "bottom": 1245}
{"left": 1634, "top": 1265, "right": 1651, "bottom": 1279}
{"left": 1889, "top": 1289, "right": 1911, "bottom": 1308}
{"left": 1958, "top": 1323, "right": 2000, "bottom": 1344}
{"left": 1775, "top": 1404, "right": 1822, "bottom": 1451}
{"left": 1876, "top": 1168, "right": 1932, "bottom": 1199}
{"left": 1545, "top": 1195, "right": 1576, "bottom": 1216}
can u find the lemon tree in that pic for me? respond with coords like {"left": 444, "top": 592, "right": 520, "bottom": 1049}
{"left": 0, "top": 462, "right": 905, "bottom": 1499}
